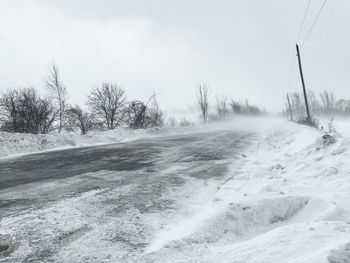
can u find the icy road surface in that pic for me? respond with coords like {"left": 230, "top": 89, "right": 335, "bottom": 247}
{"left": 0, "top": 130, "right": 253, "bottom": 262}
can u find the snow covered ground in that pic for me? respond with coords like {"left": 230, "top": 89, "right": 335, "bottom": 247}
{"left": 1, "top": 116, "right": 350, "bottom": 262}
{"left": 0, "top": 126, "right": 195, "bottom": 159}
{"left": 140, "top": 117, "right": 350, "bottom": 263}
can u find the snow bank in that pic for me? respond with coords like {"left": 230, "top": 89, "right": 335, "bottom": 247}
{"left": 143, "top": 118, "right": 350, "bottom": 262}
{"left": 0, "top": 126, "right": 194, "bottom": 159}
{"left": 205, "top": 119, "right": 350, "bottom": 262}
{"left": 0, "top": 116, "right": 290, "bottom": 159}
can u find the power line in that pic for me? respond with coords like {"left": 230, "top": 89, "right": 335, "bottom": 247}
{"left": 286, "top": 0, "right": 313, "bottom": 92}
{"left": 301, "top": 0, "right": 327, "bottom": 48}
{"left": 296, "top": 0, "right": 312, "bottom": 43}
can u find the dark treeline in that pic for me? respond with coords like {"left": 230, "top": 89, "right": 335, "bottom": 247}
{"left": 285, "top": 90, "right": 350, "bottom": 120}
{"left": 0, "top": 64, "right": 163, "bottom": 135}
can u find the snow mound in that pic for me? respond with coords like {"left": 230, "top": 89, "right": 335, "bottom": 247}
{"left": 145, "top": 118, "right": 350, "bottom": 262}
{"left": 182, "top": 196, "right": 309, "bottom": 244}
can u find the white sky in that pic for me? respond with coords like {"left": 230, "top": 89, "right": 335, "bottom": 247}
{"left": 0, "top": 0, "right": 349, "bottom": 112}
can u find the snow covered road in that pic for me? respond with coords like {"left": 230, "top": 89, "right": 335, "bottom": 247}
{"left": 0, "top": 129, "right": 253, "bottom": 262}
{"left": 2, "top": 118, "right": 350, "bottom": 263}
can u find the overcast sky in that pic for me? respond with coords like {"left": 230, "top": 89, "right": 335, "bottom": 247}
{"left": 0, "top": 0, "right": 349, "bottom": 112}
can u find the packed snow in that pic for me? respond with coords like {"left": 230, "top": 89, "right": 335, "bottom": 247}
{"left": 1, "top": 117, "right": 350, "bottom": 262}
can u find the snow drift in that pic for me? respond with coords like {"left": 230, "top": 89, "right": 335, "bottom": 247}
{"left": 142, "top": 117, "right": 350, "bottom": 262}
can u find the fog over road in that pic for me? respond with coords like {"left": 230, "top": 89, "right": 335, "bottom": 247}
{"left": 0, "top": 129, "right": 254, "bottom": 262}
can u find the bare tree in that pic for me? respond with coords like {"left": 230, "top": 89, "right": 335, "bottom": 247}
{"left": 216, "top": 96, "right": 229, "bottom": 118}
{"left": 0, "top": 87, "right": 56, "bottom": 134}
{"left": 307, "top": 91, "right": 320, "bottom": 113}
{"left": 45, "top": 63, "right": 67, "bottom": 133}
{"left": 289, "top": 92, "right": 304, "bottom": 117}
{"left": 0, "top": 89, "right": 20, "bottom": 132}
{"left": 87, "top": 83, "right": 126, "bottom": 130}
{"left": 66, "top": 105, "right": 95, "bottom": 135}
{"left": 229, "top": 99, "right": 262, "bottom": 116}
{"left": 335, "top": 99, "right": 350, "bottom": 114}
{"left": 320, "top": 90, "right": 336, "bottom": 113}
{"left": 230, "top": 99, "right": 243, "bottom": 114}
{"left": 126, "top": 94, "right": 163, "bottom": 129}
{"left": 146, "top": 94, "right": 163, "bottom": 128}
{"left": 126, "top": 100, "right": 147, "bottom": 129}
{"left": 243, "top": 99, "right": 262, "bottom": 115}
{"left": 166, "top": 116, "right": 177, "bottom": 127}
{"left": 197, "top": 84, "right": 209, "bottom": 122}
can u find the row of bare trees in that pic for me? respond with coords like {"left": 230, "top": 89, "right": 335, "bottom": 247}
{"left": 86, "top": 83, "right": 163, "bottom": 132}
{"left": 196, "top": 85, "right": 264, "bottom": 122}
{"left": 285, "top": 90, "right": 350, "bottom": 119}
{"left": 0, "top": 64, "right": 164, "bottom": 134}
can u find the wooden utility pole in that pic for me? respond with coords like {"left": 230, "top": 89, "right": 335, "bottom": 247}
{"left": 286, "top": 93, "right": 293, "bottom": 121}
{"left": 296, "top": 44, "right": 311, "bottom": 121}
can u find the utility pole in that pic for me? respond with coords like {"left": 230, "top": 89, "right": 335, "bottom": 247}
{"left": 296, "top": 44, "right": 311, "bottom": 121}
{"left": 286, "top": 93, "right": 293, "bottom": 121}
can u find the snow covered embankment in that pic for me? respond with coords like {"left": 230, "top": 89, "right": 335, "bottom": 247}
{"left": 0, "top": 126, "right": 192, "bottom": 159}
{"left": 204, "top": 121, "right": 350, "bottom": 262}
{"left": 144, "top": 119, "right": 350, "bottom": 263}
